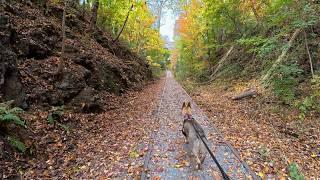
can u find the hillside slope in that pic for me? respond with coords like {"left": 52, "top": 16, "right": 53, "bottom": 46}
{"left": 0, "top": 1, "right": 155, "bottom": 178}
{"left": 0, "top": 0, "right": 152, "bottom": 110}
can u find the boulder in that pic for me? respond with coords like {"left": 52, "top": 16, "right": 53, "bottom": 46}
{"left": 68, "top": 87, "right": 103, "bottom": 113}
{"left": 0, "top": 45, "right": 28, "bottom": 109}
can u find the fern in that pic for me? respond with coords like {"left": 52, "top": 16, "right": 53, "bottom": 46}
{"left": 1, "top": 114, "right": 25, "bottom": 126}
{"left": 0, "top": 106, "right": 25, "bottom": 127}
{"left": 7, "top": 136, "right": 26, "bottom": 153}
{"left": 8, "top": 107, "right": 24, "bottom": 114}
{"left": 0, "top": 106, "right": 7, "bottom": 114}
{"left": 0, "top": 104, "right": 26, "bottom": 153}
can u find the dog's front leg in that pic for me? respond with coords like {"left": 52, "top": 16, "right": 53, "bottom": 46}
{"left": 182, "top": 127, "right": 189, "bottom": 144}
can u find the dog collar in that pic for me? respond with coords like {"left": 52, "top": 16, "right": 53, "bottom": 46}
{"left": 184, "top": 114, "right": 193, "bottom": 120}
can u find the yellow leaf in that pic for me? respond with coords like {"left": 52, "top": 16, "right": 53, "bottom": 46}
{"left": 129, "top": 151, "right": 139, "bottom": 158}
{"left": 257, "top": 172, "right": 264, "bottom": 178}
{"left": 173, "top": 164, "right": 183, "bottom": 168}
{"left": 279, "top": 176, "right": 286, "bottom": 180}
{"left": 311, "top": 153, "right": 317, "bottom": 158}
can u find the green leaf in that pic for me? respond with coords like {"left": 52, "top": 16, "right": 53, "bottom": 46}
{"left": 57, "top": 123, "right": 70, "bottom": 132}
{"left": 1, "top": 114, "right": 25, "bottom": 127}
{"left": 8, "top": 107, "right": 24, "bottom": 114}
{"left": 0, "top": 106, "right": 7, "bottom": 114}
{"left": 47, "top": 114, "right": 55, "bottom": 124}
{"left": 7, "top": 136, "right": 26, "bottom": 153}
{"left": 288, "top": 163, "right": 304, "bottom": 180}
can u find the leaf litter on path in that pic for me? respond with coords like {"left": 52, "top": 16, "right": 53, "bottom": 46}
{"left": 190, "top": 79, "right": 320, "bottom": 178}
{"left": 17, "top": 78, "right": 165, "bottom": 179}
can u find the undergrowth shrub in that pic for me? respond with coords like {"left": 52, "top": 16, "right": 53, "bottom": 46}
{"left": 0, "top": 102, "right": 26, "bottom": 153}
{"left": 146, "top": 55, "right": 164, "bottom": 78}
{"left": 218, "top": 63, "right": 243, "bottom": 80}
{"left": 237, "top": 36, "right": 279, "bottom": 58}
{"left": 296, "top": 96, "right": 317, "bottom": 119}
{"left": 0, "top": 106, "right": 25, "bottom": 128}
{"left": 47, "top": 106, "right": 70, "bottom": 132}
{"left": 288, "top": 163, "right": 304, "bottom": 180}
{"left": 269, "top": 64, "right": 303, "bottom": 104}
{"left": 296, "top": 75, "right": 320, "bottom": 118}
{"left": 149, "top": 62, "right": 163, "bottom": 78}
{"left": 175, "top": 54, "right": 209, "bottom": 82}
{"left": 311, "top": 75, "right": 320, "bottom": 97}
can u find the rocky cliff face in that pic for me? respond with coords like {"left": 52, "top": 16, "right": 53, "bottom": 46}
{"left": 0, "top": 0, "right": 152, "bottom": 110}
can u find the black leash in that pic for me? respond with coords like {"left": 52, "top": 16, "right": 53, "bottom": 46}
{"left": 191, "top": 121, "right": 230, "bottom": 180}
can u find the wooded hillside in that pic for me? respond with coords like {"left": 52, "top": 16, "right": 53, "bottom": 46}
{"left": 173, "top": 0, "right": 320, "bottom": 178}
{"left": 0, "top": 0, "right": 166, "bottom": 178}
{"left": 174, "top": 0, "right": 320, "bottom": 118}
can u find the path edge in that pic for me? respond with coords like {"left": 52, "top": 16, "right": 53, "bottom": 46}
{"left": 140, "top": 73, "right": 168, "bottom": 180}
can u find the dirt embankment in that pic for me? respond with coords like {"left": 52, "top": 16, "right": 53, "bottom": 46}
{"left": 0, "top": 0, "right": 152, "bottom": 110}
{"left": 0, "top": 0, "right": 154, "bottom": 178}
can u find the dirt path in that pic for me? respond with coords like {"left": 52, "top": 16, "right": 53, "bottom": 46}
{"left": 141, "top": 71, "right": 255, "bottom": 179}
{"left": 19, "top": 72, "right": 257, "bottom": 179}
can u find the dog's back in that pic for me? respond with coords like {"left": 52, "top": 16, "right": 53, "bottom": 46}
{"left": 183, "top": 119, "right": 206, "bottom": 140}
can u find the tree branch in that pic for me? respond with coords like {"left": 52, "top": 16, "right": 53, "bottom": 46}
{"left": 304, "top": 30, "right": 314, "bottom": 78}
{"left": 113, "top": 4, "right": 134, "bottom": 43}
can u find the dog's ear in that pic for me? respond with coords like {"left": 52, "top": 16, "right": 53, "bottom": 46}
{"left": 187, "top": 102, "right": 191, "bottom": 108}
{"left": 182, "top": 102, "right": 186, "bottom": 109}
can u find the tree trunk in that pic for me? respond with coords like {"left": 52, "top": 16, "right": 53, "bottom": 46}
{"left": 304, "top": 30, "right": 314, "bottom": 78}
{"left": 91, "top": 0, "right": 99, "bottom": 26}
{"left": 262, "top": 29, "right": 301, "bottom": 82}
{"left": 197, "top": 46, "right": 234, "bottom": 85}
{"left": 232, "top": 89, "right": 257, "bottom": 100}
{"left": 55, "top": 0, "right": 67, "bottom": 77}
{"left": 81, "top": 0, "right": 86, "bottom": 19}
{"left": 113, "top": 4, "right": 133, "bottom": 42}
{"left": 209, "top": 46, "right": 234, "bottom": 79}
{"left": 157, "top": 7, "right": 162, "bottom": 30}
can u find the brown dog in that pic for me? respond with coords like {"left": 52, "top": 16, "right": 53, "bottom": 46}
{"left": 181, "top": 101, "right": 207, "bottom": 169}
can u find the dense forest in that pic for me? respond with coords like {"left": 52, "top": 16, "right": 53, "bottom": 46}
{"left": 174, "top": 0, "right": 320, "bottom": 113}
{"left": 0, "top": 0, "right": 319, "bottom": 179}
{"left": 173, "top": 0, "right": 320, "bottom": 178}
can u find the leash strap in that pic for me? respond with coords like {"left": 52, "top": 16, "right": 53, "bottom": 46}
{"left": 191, "top": 122, "right": 230, "bottom": 180}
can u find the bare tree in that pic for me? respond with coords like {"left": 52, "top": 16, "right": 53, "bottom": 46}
{"left": 147, "top": 0, "right": 181, "bottom": 30}
{"left": 56, "top": 0, "right": 67, "bottom": 77}
{"left": 91, "top": 0, "right": 99, "bottom": 26}
{"left": 304, "top": 30, "right": 314, "bottom": 78}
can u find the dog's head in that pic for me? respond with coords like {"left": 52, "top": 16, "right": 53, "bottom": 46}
{"left": 182, "top": 101, "right": 192, "bottom": 117}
